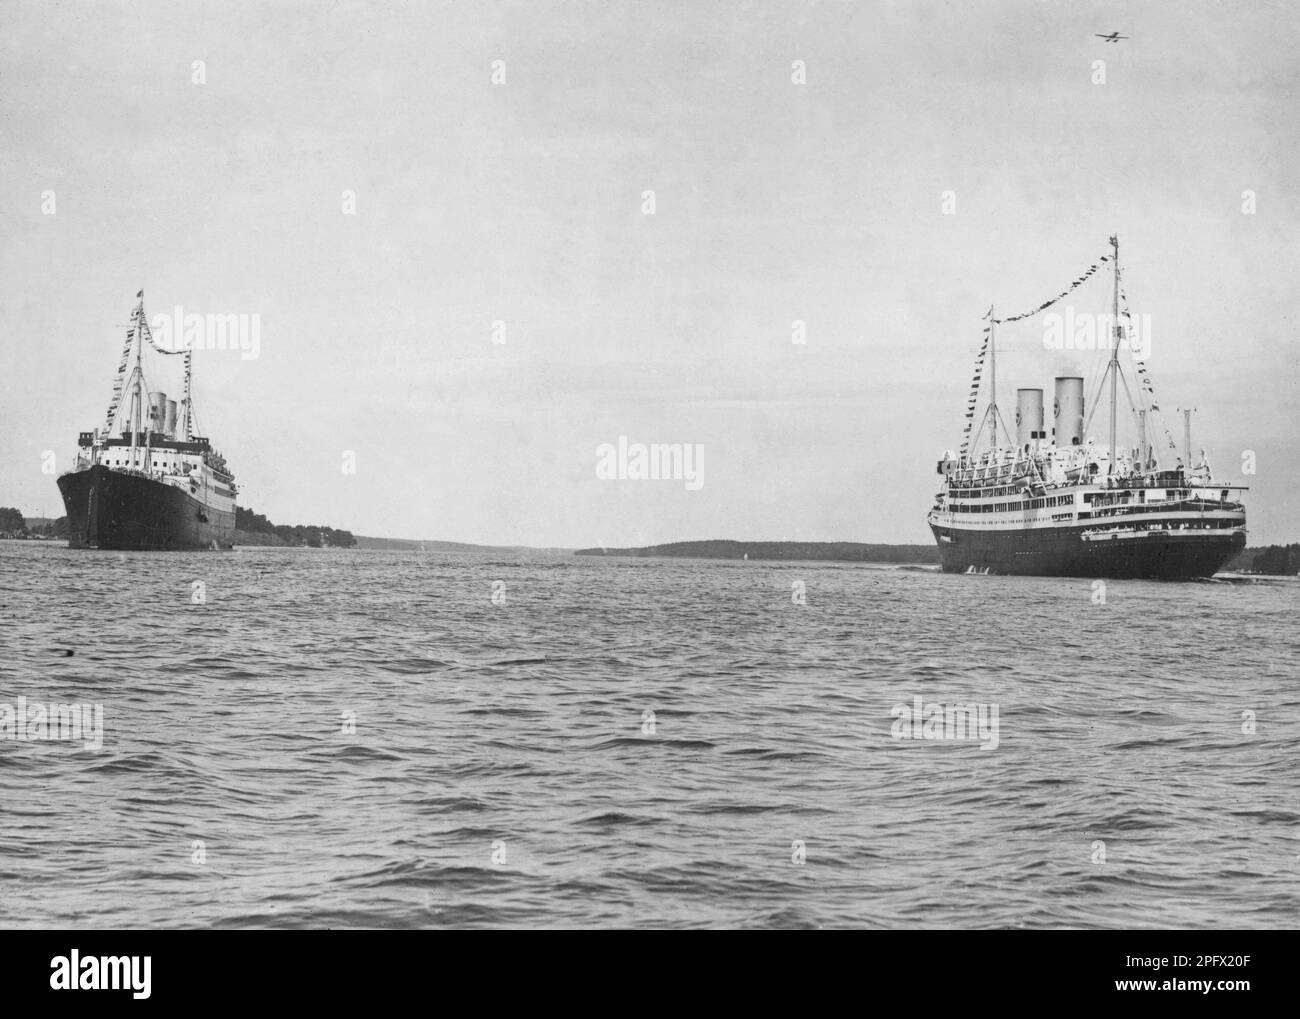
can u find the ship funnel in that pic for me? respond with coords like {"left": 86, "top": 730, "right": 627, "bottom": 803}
{"left": 148, "top": 391, "right": 168, "bottom": 435}
{"left": 165, "top": 399, "right": 178, "bottom": 437}
{"left": 1053, "top": 376, "right": 1084, "bottom": 447}
{"left": 1015, "top": 389, "right": 1044, "bottom": 450}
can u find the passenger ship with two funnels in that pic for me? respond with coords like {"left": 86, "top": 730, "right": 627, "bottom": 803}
{"left": 927, "top": 236, "right": 1247, "bottom": 579}
{"left": 57, "top": 291, "right": 237, "bottom": 550}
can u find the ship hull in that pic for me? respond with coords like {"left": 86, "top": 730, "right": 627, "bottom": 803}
{"left": 57, "top": 465, "right": 234, "bottom": 550}
{"left": 930, "top": 521, "right": 1244, "bottom": 579}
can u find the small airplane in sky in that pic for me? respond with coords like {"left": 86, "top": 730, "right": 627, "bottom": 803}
{"left": 1095, "top": 32, "right": 1129, "bottom": 43}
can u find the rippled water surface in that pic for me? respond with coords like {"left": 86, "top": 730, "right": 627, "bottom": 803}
{"left": 1, "top": 542, "right": 1297, "bottom": 928}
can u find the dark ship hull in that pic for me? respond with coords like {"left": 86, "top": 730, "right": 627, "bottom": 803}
{"left": 58, "top": 464, "right": 234, "bottom": 550}
{"left": 930, "top": 521, "right": 1244, "bottom": 579}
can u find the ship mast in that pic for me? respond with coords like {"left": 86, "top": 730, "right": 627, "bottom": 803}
{"left": 988, "top": 307, "right": 998, "bottom": 455}
{"left": 129, "top": 295, "right": 145, "bottom": 469}
{"left": 1108, "top": 234, "right": 1120, "bottom": 475}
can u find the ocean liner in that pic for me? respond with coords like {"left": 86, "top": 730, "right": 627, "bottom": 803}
{"left": 57, "top": 292, "right": 237, "bottom": 550}
{"left": 928, "top": 237, "right": 1246, "bottom": 579}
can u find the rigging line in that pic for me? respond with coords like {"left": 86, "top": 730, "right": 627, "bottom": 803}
{"left": 959, "top": 332, "right": 990, "bottom": 452}
{"left": 1116, "top": 366, "right": 1144, "bottom": 444}
{"left": 1082, "top": 357, "right": 1109, "bottom": 435}
{"left": 1112, "top": 306, "right": 1148, "bottom": 432}
{"left": 993, "top": 406, "right": 1015, "bottom": 450}
{"left": 968, "top": 411, "right": 989, "bottom": 457}
{"left": 1118, "top": 291, "right": 1178, "bottom": 455}
{"left": 991, "top": 251, "right": 1110, "bottom": 324}
{"left": 1080, "top": 308, "right": 1121, "bottom": 435}
{"left": 102, "top": 326, "right": 136, "bottom": 435}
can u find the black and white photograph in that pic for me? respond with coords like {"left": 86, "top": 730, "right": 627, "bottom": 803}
{"left": 0, "top": 0, "right": 1294, "bottom": 984}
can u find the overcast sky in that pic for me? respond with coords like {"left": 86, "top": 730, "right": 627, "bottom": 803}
{"left": 2, "top": 0, "right": 1296, "bottom": 546}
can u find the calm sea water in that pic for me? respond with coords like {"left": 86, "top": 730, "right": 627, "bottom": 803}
{"left": 1, "top": 541, "right": 1297, "bottom": 929}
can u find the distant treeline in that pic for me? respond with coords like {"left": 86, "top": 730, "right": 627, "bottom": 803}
{"left": 1, "top": 503, "right": 357, "bottom": 547}
{"left": 1226, "top": 544, "right": 1300, "bottom": 575}
{"left": 1, "top": 508, "right": 68, "bottom": 538}
{"left": 235, "top": 506, "right": 357, "bottom": 548}
{"left": 575, "top": 540, "right": 940, "bottom": 563}
{"left": 0, "top": 506, "right": 30, "bottom": 536}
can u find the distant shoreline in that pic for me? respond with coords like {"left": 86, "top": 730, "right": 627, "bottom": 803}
{"left": 574, "top": 540, "right": 940, "bottom": 564}
{"left": 5, "top": 530, "right": 1295, "bottom": 575}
